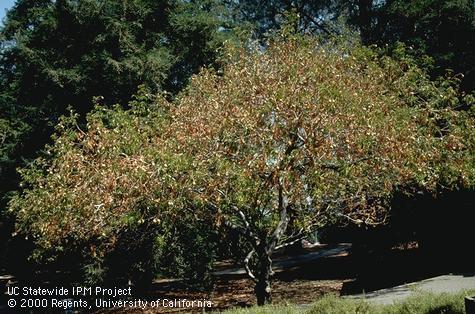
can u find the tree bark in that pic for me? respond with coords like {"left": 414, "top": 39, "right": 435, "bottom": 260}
{"left": 243, "top": 178, "right": 291, "bottom": 305}
{"left": 254, "top": 180, "right": 290, "bottom": 305}
{"left": 255, "top": 277, "right": 272, "bottom": 306}
{"left": 254, "top": 244, "right": 273, "bottom": 306}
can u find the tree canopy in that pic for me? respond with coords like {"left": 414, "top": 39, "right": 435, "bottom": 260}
{"left": 9, "top": 33, "right": 474, "bottom": 303}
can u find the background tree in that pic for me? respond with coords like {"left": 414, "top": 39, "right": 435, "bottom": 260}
{"left": 10, "top": 34, "right": 474, "bottom": 304}
{"left": 225, "top": 0, "right": 340, "bottom": 36}
{"left": 368, "top": 0, "right": 475, "bottom": 92}
{"left": 227, "top": 0, "right": 475, "bottom": 92}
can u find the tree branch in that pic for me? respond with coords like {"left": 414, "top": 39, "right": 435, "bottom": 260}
{"left": 298, "top": 7, "right": 332, "bottom": 35}
{"left": 274, "top": 235, "right": 306, "bottom": 250}
{"left": 234, "top": 205, "right": 251, "bottom": 230}
{"left": 268, "top": 178, "right": 290, "bottom": 252}
{"left": 244, "top": 249, "right": 258, "bottom": 283}
{"left": 336, "top": 212, "right": 383, "bottom": 226}
{"left": 230, "top": 205, "right": 260, "bottom": 249}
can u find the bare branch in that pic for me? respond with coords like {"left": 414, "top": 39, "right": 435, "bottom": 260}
{"left": 299, "top": 8, "right": 332, "bottom": 35}
{"left": 244, "top": 249, "right": 258, "bottom": 283}
{"left": 268, "top": 178, "right": 290, "bottom": 252}
{"left": 320, "top": 156, "right": 376, "bottom": 171}
{"left": 234, "top": 206, "right": 251, "bottom": 230}
{"left": 229, "top": 205, "right": 260, "bottom": 248}
{"left": 336, "top": 212, "right": 387, "bottom": 226}
{"left": 336, "top": 212, "right": 363, "bottom": 225}
{"left": 268, "top": 254, "right": 275, "bottom": 277}
{"left": 275, "top": 235, "right": 306, "bottom": 250}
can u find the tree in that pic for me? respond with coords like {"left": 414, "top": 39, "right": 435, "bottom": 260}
{"left": 7, "top": 89, "right": 219, "bottom": 287}
{"left": 225, "top": 0, "right": 340, "bottom": 36}
{"left": 369, "top": 0, "right": 475, "bottom": 92}
{"left": 162, "top": 35, "right": 474, "bottom": 304}
{"left": 10, "top": 34, "right": 474, "bottom": 304}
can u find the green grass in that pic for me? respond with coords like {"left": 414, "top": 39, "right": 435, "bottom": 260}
{"left": 223, "top": 290, "right": 475, "bottom": 314}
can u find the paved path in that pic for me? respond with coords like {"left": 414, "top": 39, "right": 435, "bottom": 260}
{"left": 345, "top": 273, "right": 475, "bottom": 305}
{"left": 213, "top": 243, "right": 352, "bottom": 276}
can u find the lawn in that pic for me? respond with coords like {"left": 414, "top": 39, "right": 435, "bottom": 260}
{"left": 224, "top": 290, "right": 475, "bottom": 314}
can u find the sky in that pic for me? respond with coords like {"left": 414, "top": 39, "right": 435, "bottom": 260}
{"left": 1, "top": 0, "right": 16, "bottom": 25}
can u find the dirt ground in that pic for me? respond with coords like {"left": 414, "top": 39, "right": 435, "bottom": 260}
{"left": 96, "top": 272, "right": 349, "bottom": 313}
{"left": 129, "top": 277, "right": 348, "bottom": 313}
{"left": 96, "top": 243, "right": 438, "bottom": 313}
{"left": 3, "top": 242, "right": 459, "bottom": 313}
{"left": 95, "top": 246, "right": 353, "bottom": 313}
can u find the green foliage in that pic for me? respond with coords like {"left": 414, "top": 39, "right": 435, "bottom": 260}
{"left": 1, "top": 0, "right": 233, "bottom": 105}
{"left": 225, "top": 303, "right": 305, "bottom": 314}
{"left": 373, "top": 0, "right": 475, "bottom": 92}
{"left": 155, "top": 215, "right": 217, "bottom": 289}
{"left": 308, "top": 295, "right": 372, "bottom": 314}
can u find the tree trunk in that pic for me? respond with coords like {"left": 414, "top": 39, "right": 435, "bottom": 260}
{"left": 358, "top": 0, "right": 373, "bottom": 45}
{"left": 254, "top": 244, "right": 273, "bottom": 305}
{"left": 247, "top": 180, "right": 290, "bottom": 306}
{"left": 255, "top": 276, "right": 272, "bottom": 305}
